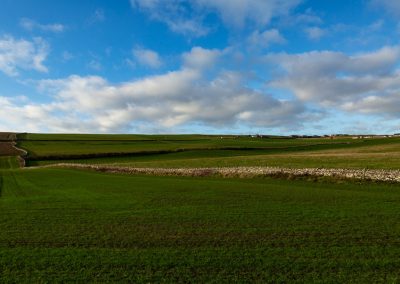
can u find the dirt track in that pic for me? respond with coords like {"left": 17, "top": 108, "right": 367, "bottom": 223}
{"left": 30, "top": 163, "right": 400, "bottom": 183}
{"left": 0, "top": 143, "right": 22, "bottom": 156}
{"left": 0, "top": 133, "right": 25, "bottom": 157}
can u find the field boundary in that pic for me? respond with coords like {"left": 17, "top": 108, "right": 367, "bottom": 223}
{"left": 28, "top": 163, "right": 400, "bottom": 183}
{"left": 22, "top": 142, "right": 360, "bottom": 162}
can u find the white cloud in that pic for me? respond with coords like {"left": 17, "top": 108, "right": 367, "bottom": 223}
{"left": 342, "top": 92, "right": 400, "bottom": 116}
{"left": 248, "top": 29, "right": 286, "bottom": 48}
{"left": 0, "top": 96, "right": 59, "bottom": 132}
{"left": 266, "top": 46, "right": 400, "bottom": 116}
{"left": 20, "top": 18, "right": 65, "bottom": 33}
{"left": 133, "top": 48, "right": 162, "bottom": 68}
{"left": 165, "top": 17, "right": 209, "bottom": 37}
{"left": 130, "top": 0, "right": 301, "bottom": 36}
{"left": 0, "top": 47, "right": 305, "bottom": 133}
{"left": 182, "top": 46, "right": 221, "bottom": 69}
{"left": 304, "top": 27, "right": 326, "bottom": 40}
{"left": 0, "top": 35, "right": 49, "bottom": 76}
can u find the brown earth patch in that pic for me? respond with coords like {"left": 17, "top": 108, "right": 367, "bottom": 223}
{"left": 0, "top": 133, "right": 25, "bottom": 159}
{"left": 0, "top": 142, "right": 24, "bottom": 156}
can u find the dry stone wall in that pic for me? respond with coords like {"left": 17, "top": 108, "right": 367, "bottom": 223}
{"left": 34, "top": 163, "right": 400, "bottom": 183}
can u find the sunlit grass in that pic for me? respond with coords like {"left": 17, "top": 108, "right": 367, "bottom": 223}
{"left": 1, "top": 168, "right": 399, "bottom": 282}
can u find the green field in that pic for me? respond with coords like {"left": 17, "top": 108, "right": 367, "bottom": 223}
{"left": 19, "top": 135, "right": 359, "bottom": 158}
{"left": 0, "top": 157, "right": 19, "bottom": 169}
{"left": 18, "top": 134, "right": 400, "bottom": 169}
{"left": 1, "top": 168, "right": 400, "bottom": 282}
{"left": 1, "top": 133, "right": 399, "bottom": 282}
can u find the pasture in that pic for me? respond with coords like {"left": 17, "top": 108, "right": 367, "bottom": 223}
{"left": 1, "top": 168, "right": 400, "bottom": 282}
{"left": 0, "top": 157, "right": 20, "bottom": 169}
{"left": 19, "top": 133, "right": 400, "bottom": 169}
{"left": 0, "top": 133, "right": 399, "bottom": 282}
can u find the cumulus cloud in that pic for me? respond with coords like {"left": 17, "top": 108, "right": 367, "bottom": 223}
{"left": 0, "top": 95, "right": 53, "bottom": 131}
{"left": 133, "top": 48, "right": 162, "bottom": 68}
{"left": 0, "top": 35, "right": 49, "bottom": 76}
{"left": 130, "top": 0, "right": 301, "bottom": 36}
{"left": 266, "top": 46, "right": 400, "bottom": 116}
{"left": 342, "top": 92, "right": 400, "bottom": 116}
{"left": 0, "top": 47, "right": 305, "bottom": 133}
{"left": 20, "top": 18, "right": 65, "bottom": 33}
{"left": 182, "top": 46, "right": 221, "bottom": 69}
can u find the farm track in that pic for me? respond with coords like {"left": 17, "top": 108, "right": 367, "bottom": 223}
{"left": 0, "top": 133, "right": 21, "bottom": 156}
{"left": 30, "top": 163, "right": 400, "bottom": 183}
{"left": 0, "top": 142, "right": 23, "bottom": 157}
{"left": 0, "top": 133, "right": 27, "bottom": 168}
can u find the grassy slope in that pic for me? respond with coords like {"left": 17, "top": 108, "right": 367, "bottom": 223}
{"left": 5, "top": 134, "right": 400, "bottom": 281}
{"left": 1, "top": 168, "right": 400, "bottom": 282}
{"left": 29, "top": 145, "right": 400, "bottom": 169}
{"left": 20, "top": 134, "right": 400, "bottom": 169}
{"left": 19, "top": 133, "right": 369, "bottom": 156}
{"left": 20, "top": 137, "right": 359, "bottom": 157}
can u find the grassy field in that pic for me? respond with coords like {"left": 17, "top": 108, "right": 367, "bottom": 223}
{"left": 28, "top": 145, "right": 400, "bottom": 169}
{"left": 19, "top": 134, "right": 400, "bottom": 169}
{"left": 1, "top": 168, "right": 400, "bottom": 282}
{"left": 19, "top": 136, "right": 360, "bottom": 158}
{"left": 0, "top": 157, "right": 20, "bottom": 169}
{"left": 1, "top": 133, "right": 399, "bottom": 282}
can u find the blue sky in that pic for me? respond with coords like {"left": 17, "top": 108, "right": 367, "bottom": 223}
{"left": 1, "top": 0, "right": 400, "bottom": 134}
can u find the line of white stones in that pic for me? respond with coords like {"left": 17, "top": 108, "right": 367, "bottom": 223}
{"left": 29, "top": 164, "right": 400, "bottom": 183}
